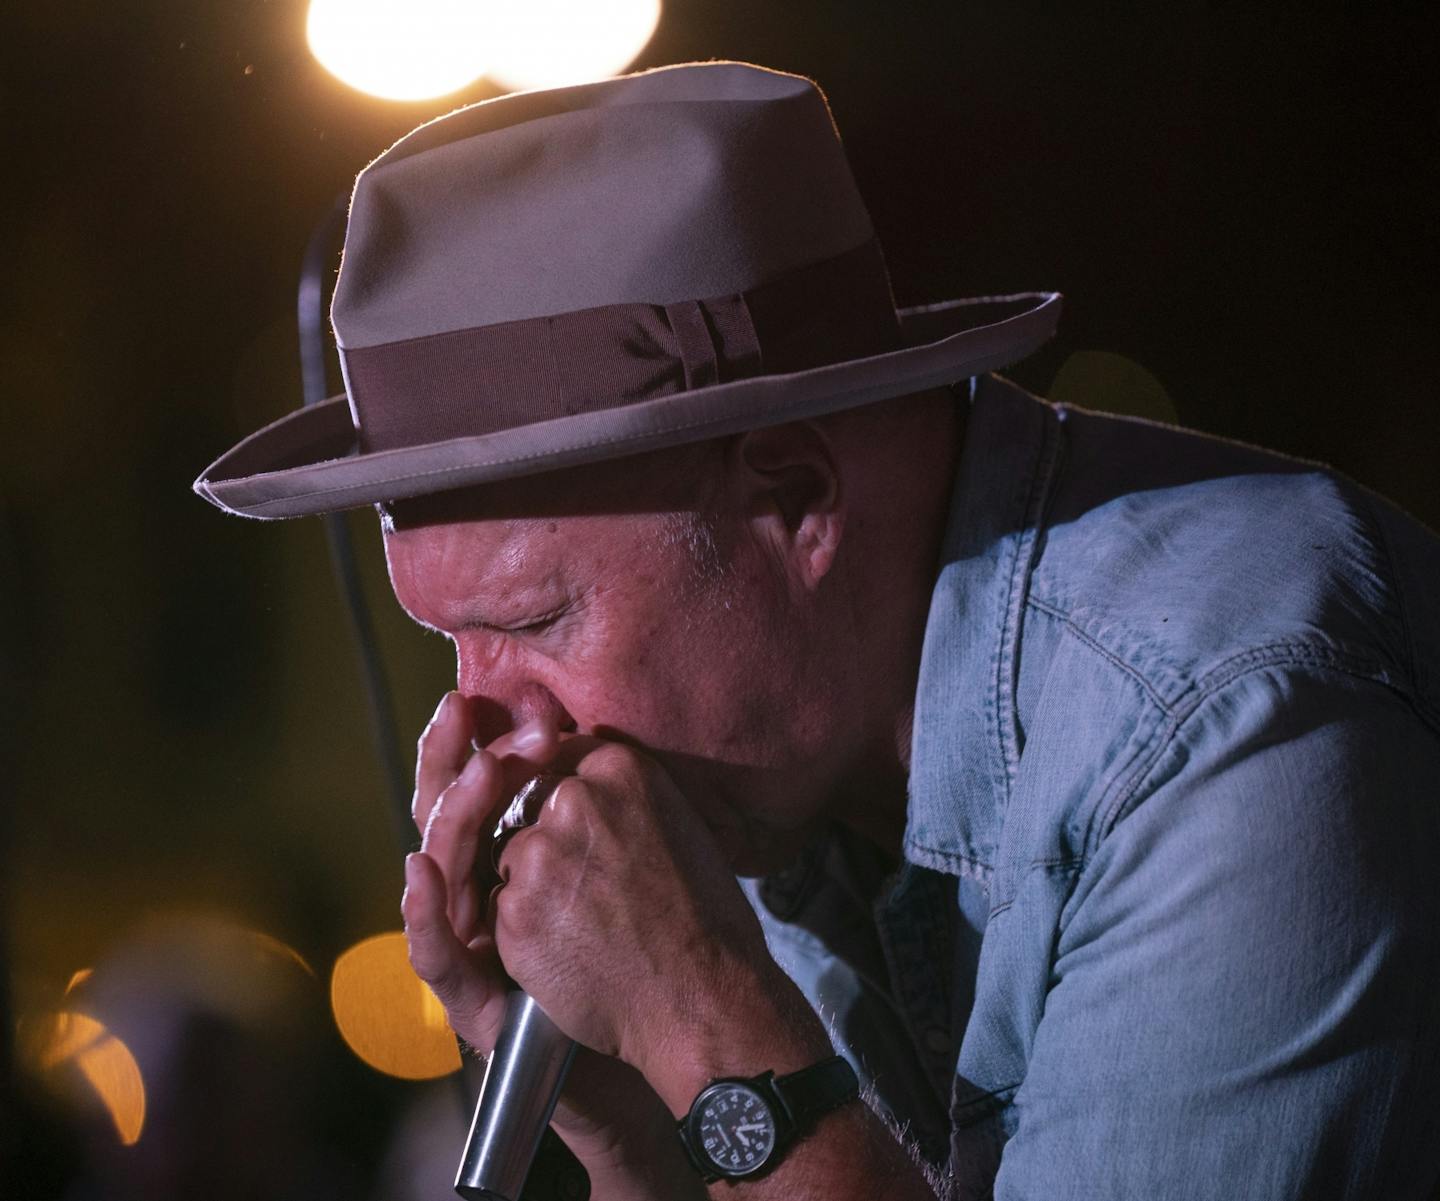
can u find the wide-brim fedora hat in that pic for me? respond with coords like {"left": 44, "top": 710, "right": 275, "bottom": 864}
{"left": 195, "top": 61, "right": 1061, "bottom": 520}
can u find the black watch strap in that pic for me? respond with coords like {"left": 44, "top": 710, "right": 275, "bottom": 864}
{"left": 676, "top": 1055, "right": 861, "bottom": 1183}
{"left": 772, "top": 1055, "right": 859, "bottom": 1131}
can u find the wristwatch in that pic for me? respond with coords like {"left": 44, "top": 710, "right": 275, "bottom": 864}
{"left": 676, "top": 1055, "right": 860, "bottom": 1182}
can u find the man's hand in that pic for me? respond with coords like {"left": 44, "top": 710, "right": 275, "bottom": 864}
{"left": 488, "top": 736, "right": 799, "bottom": 1079}
{"left": 401, "top": 693, "right": 703, "bottom": 1195}
{"left": 402, "top": 692, "right": 938, "bottom": 1200}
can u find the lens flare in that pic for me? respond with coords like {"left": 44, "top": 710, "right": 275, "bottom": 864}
{"left": 331, "top": 931, "right": 462, "bottom": 1079}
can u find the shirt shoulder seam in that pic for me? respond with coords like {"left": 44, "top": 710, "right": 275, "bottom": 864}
{"left": 1096, "top": 649, "right": 1418, "bottom": 839}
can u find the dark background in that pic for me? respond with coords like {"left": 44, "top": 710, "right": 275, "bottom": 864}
{"left": 3, "top": 1, "right": 1436, "bottom": 1196}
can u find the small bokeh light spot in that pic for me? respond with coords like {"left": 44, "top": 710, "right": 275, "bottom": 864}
{"left": 33, "top": 1011, "right": 146, "bottom": 1145}
{"left": 330, "top": 932, "right": 462, "bottom": 1079}
{"left": 1050, "top": 350, "right": 1179, "bottom": 425}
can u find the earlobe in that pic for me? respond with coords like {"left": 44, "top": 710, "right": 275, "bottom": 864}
{"left": 732, "top": 423, "right": 845, "bottom": 591}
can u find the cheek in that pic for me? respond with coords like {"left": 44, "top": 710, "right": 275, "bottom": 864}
{"left": 547, "top": 602, "right": 730, "bottom": 750}
{"left": 639, "top": 602, "right": 798, "bottom": 761}
{"left": 558, "top": 528, "right": 811, "bottom": 763}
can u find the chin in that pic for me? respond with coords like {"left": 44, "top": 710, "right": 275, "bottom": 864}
{"left": 723, "top": 821, "right": 820, "bottom": 879}
{"left": 658, "top": 753, "right": 825, "bottom": 876}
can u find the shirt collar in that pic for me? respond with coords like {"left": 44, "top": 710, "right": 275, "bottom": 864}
{"left": 904, "top": 375, "right": 1059, "bottom": 880}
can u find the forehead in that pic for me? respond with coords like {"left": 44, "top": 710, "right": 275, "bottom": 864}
{"left": 386, "top": 508, "right": 619, "bottom": 587}
{"left": 383, "top": 507, "right": 684, "bottom": 629}
{"left": 380, "top": 446, "right": 728, "bottom": 625}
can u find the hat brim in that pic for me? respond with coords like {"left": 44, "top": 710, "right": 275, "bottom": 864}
{"left": 195, "top": 291, "right": 1060, "bottom": 519}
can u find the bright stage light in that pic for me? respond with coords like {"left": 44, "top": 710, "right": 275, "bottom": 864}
{"left": 306, "top": 0, "right": 662, "bottom": 101}
{"left": 307, "top": 0, "right": 491, "bottom": 102}
{"left": 483, "top": 0, "right": 662, "bottom": 93}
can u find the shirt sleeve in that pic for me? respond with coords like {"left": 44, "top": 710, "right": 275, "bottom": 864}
{"left": 992, "top": 665, "right": 1440, "bottom": 1200}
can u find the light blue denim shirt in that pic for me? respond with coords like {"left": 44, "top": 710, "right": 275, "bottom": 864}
{"left": 747, "top": 375, "right": 1440, "bottom": 1199}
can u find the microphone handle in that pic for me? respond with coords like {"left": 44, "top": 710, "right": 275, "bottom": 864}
{"left": 455, "top": 990, "right": 578, "bottom": 1201}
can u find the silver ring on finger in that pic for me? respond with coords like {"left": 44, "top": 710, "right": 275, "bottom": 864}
{"left": 491, "top": 772, "right": 565, "bottom": 875}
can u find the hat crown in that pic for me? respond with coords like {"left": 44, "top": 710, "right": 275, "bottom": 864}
{"left": 332, "top": 62, "right": 875, "bottom": 350}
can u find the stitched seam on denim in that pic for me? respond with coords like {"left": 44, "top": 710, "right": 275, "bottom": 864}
{"left": 1192, "top": 642, "right": 1438, "bottom": 736}
{"left": 1008, "top": 595, "right": 1173, "bottom": 862}
{"left": 1026, "top": 596, "right": 1403, "bottom": 726}
{"left": 988, "top": 860, "right": 1082, "bottom": 924}
{"left": 1190, "top": 639, "right": 1395, "bottom": 697}
{"left": 905, "top": 840, "right": 994, "bottom": 883}
{"left": 1099, "top": 650, "right": 1412, "bottom": 838}
{"left": 1356, "top": 489, "right": 1423, "bottom": 701}
{"left": 990, "top": 860, "right": 1082, "bottom": 923}
{"left": 1030, "top": 856, "right": 1087, "bottom": 871}
{"left": 986, "top": 535, "right": 1025, "bottom": 808}
{"left": 1024, "top": 596, "right": 1172, "bottom": 714}
{"left": 991, "top": 404, "right": 1062, "bottom": 804}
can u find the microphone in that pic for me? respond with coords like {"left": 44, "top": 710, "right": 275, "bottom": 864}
{"left": 455, "top": 990, "right": 578, "bottom": 1201}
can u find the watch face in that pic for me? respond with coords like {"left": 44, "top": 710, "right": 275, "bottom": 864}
{"left": 693, "top": 1082, "right": 778, "bottom": 1176}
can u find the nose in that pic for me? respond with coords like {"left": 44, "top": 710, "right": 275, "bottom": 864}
{"left": 462, "top": 689, "right": 574, "bottom": 747}
{"left": 457, "top": 655, "right": 575, "bottom": 747}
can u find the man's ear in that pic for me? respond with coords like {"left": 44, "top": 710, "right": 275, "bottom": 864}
{"left": 729, "top": 421, "right": 844, "bottom": 591}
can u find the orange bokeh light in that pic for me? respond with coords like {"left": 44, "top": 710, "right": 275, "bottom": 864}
{"left": 31, "top": 1010, "right": 146, "bottom": 1145}
{"left": 330, "top": 931, "right": 462, "bottom": 1079}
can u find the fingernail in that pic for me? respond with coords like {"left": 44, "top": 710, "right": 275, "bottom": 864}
{"left": 432, "top": 693, "right": 454, "bottom": 726}
{"left": 458, "top": 752, "right": 486, "bottom": 786}
{"left": 510, "top": 720, "right": 546, "bottom": 752}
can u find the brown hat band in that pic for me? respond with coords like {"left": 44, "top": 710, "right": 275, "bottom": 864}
{"left": 343, "top": 238, "right": 903, "bottom": 454}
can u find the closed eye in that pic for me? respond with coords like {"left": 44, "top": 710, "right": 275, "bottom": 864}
{"left": 497, "top": 600, "right": 577, "bottom": 636}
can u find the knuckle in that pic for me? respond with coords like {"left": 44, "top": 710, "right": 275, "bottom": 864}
{"left": 491, "top": 886, "right": 518, "bottom": 939}
{"left": 434, "top": 774, "right": 481, "bottom": 826}
{"left": 524, "top": 835, "right": 561, "bottom": 881}
{"left": 493, "top": 872, "right": 539, "bottom": 939}
{"left": 502, "top": 836, "right": 536, "bottom": 883}
{"left": 422, "top": 789, "right": 448, "bottom": 840}
{"left": 545, "top": 783, "right": 589, "bottom": 834}
{"left": 585, "top": 741, "right": 637, "bottom": 775}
